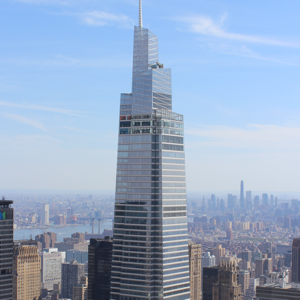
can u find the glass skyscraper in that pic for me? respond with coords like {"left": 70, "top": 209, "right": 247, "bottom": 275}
{"left": 111, "top": 1, "right": 190, "bottom": 300}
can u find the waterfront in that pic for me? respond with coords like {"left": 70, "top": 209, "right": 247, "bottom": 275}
{"left": 14, "top": 221, "right": 112, "bottom": 242}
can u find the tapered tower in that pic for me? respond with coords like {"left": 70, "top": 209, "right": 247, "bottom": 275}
{"left": 111, "top": 2, "right": 190, "bottom": 300}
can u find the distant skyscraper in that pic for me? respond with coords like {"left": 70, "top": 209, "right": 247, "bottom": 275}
{"left": 0, "top": 198, "right": 14, "bottom": 300}
{"left": 238, "top": 270, "right": 250, "bottom": 295}
{"left": 254, "top": 196, "right": 259, "bottom": 211}
{"left": 284, "top": 216, "right": 292, "bottom": 229}
{"left": 189, "top": 242, "right": 201, "bottom": 300}
{"left": 292, "top": 238, "right": 300, "bottom": 282}
{"left": 111, "top": 1, "right": 190, "bottom": 300}
{"left": 255, "top": 255, "right": 272, "bottom": 278}
{"left": 240, "top": 181, "right": 244, "bottom": 209}
{"left": 241, "top": 250, "right": 252, "bottom": 263}
{"left": 226, "top": 229, "right": 233, "bottom": 240}
{"left": 270, "top": 195, "right": 274, "bottom": 206}
{"left": 213, "top": 245, "right": 225, "bottom": 266}
{"left": 13, "top": 245, "right": 41, "bottom": 300}
{"left": 61, "top": 260, "right": 85, "bottom": 299}
{"left": 245, "top": 191, "right": 252, "bottom": 210}
{"left": 40, "top": 203, "right": 49, "bottom": 225}
{"left": 262, "top": 193, "right": 268, "bottom": 206}
{"left": 88, "top": 237, "right": 112, "bottom": 300}
{"left": 211, "top": 194, "right": 217, "bottom": 209}
{"left": 228, "top": 194, "right": 234, "bottom": 210}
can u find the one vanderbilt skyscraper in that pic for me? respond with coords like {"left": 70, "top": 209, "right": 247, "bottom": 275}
{"left": 111, "top": 1, "right": 190, "bottom": 300}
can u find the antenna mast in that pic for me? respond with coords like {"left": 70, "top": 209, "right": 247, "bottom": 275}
{"left": 139, "top": 0, "right": 143, "bottom": 28}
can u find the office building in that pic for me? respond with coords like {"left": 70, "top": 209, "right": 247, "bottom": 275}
{"left": 41, "top": 203, "right": 49, "bottom": 225}
{"left": 238, "top": 270, "right": 250, "bottom": 295}
{"left": 73, "top": 276, "right": 88, "bottom": 300}
{"left": 226, "top": 229, "right": 233, "bottom": 240}
{"left": 189, "top": 242, "right": 201, "bottom": 300}
{"left": 244, "top": 278, "right": 259, "bottom": 300}
{"left": 212, "top": 261, "right": 242, "bottom": 300}
{"left": 213, "top": 245, "right": 225, "bottom": 265}
{"left": 61, "top": 260, "right": 85, "bottom": 299}
{"left": 203, "top": 266, "right": 219, "bottom": 300}
{"left": 35, "top": 232, "right": 57, "bottom": 250}
{"left": 240, "top": 180, "right": 244, "bottom": 209}
{"left": 88, "top": 237, "right": 113, "bottom": 300}
{"left": 0, "top": 198, "right": 14, "bottom": 300}
{"left": 256, "top": 255, "right": 272, "bottom": 278}
{"left": 12, "top": 245, "right": 41, "bottom": 300}
{"left": 111, "top": 1, "right": 190, "bottom": 299}
{"left": 66, "top": 250, "right": 88, "bottom": 264}
{"left": 292, "top": 238, "right": 300, "bottom": 282}
{"left": 284, "top": 216, "right": 292, "bottom": 229}
{"left": 241, "top": 250, "right": 252, "bottom": 263}
{"left": 40, "top": 248, "right": 65, "bottom": 290}
{"left": 256, "top": 283, "right": 300, "bottom": 300}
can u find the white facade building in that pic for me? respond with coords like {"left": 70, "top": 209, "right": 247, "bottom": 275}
{"left": 40, "top": 248, "right": 65, "bottom": 290}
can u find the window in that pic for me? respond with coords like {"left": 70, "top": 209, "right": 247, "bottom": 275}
{"left": 120, "top": 121, "right": 131, "bottom": 128}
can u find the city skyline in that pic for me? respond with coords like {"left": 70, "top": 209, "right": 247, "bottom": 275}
{"left": 1, "top": 0, "right": 300, "bottom": 193}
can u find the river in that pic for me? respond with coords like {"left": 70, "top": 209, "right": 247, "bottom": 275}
{"left": 14, "top": 221, "right": 113, "bottom": 242}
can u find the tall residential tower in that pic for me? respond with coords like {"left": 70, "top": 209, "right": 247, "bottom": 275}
{"left": 111, "top": 1, "right": 190, "bottom": 300}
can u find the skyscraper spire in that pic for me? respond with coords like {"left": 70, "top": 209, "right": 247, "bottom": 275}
{"left": 139, "top": 0, "right": 143, "bottom": 28}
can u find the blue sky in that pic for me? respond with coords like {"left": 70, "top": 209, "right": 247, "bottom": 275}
{"left": 1, "top": 0, "right": 300, "bottom": 194}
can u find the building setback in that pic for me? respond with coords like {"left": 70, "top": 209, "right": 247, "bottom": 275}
{"left": 88, "top": 237, "right": 113, "bottom": 300}
{"left": 12, "top": 245, "right": 41, "bottom": 300}
{"left": 0, "top": 198, "right": 14, "bottom": 300}
{"left": 111, "top": 1, "right": 190, "bottom": 300}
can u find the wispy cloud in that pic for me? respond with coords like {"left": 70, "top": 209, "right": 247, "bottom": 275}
{"left": 0, "top": 100, "right": 84, "bottom": 117}
{"left": 179, "top": 14, "right": 300, "bottom": 48}
{"left": 186, "top": 124, "right": 300, "bottom": 151}
{"left": 79, "top": 11, "right": 133, "bottom": 28}
{"left": 2, "top": 113, "right": 45, "bottom": 130}
{"left": 207, "top": 44, "right": 300, "bottom": 66}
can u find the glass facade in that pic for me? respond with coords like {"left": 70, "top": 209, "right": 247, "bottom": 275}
{"left": 0, "top": 199, "right": 14, "bottom": 300}
{"left": 111, "top": 4, "right": 190, "bottom": 300}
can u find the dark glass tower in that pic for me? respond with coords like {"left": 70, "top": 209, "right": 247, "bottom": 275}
{"left": 0, "top": 198, "right": 14, "bottom": 300}
{"left": 111, "top": 1, "right": 190, "bottom": 300}
{"left": 88, "top": 237, "right": 113, "bottom": 300}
